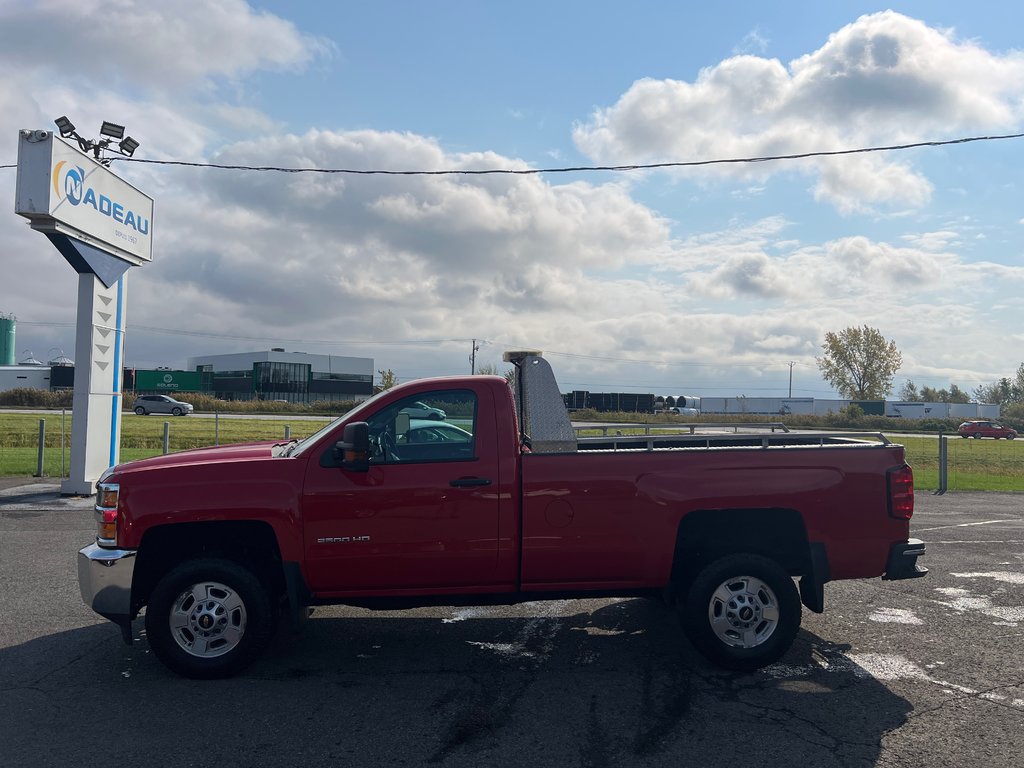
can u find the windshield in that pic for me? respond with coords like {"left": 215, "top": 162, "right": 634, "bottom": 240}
{"left": 287, "top": 388, "right": 394, "bottom": 457}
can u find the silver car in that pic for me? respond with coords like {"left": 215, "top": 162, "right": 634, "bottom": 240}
{"left": 398, "top": 400, "right": 446, "bottom": 420}
{"left": 132, "top": 394, "right": 194, "bottom": 416}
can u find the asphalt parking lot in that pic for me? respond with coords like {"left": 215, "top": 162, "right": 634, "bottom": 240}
{"left": 0, "top": 483, "right": 1020, "bottom": 767}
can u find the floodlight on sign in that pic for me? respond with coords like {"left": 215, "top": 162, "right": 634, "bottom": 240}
{"left": 99, "top": 121, "right": 125, "bottom": 140}
{"left": 54, "top": 115, "right": 76, "bottom": 138}
{"left": 118, "top": 136, "right": 140, "bottom": 157}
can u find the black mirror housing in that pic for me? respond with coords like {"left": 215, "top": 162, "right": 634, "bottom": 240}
{"left": 336, "top": 422, "right": 370, "bottom": 472}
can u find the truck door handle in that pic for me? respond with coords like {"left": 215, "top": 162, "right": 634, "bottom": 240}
{"left": 450, "top": 477, "right": 492, "bottom": 488}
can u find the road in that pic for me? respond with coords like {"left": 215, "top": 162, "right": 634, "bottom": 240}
{"left": 0, "top": 482, "right": 1020, "bottom": 767}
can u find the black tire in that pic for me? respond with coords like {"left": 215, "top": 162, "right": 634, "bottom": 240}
{"left": 145, "top": 558, "right": 273, "bottom": 679}
{"left": 134, "top": 406, "right": 146, "bottom": 415}
{"left": 171, "top": 407, "right": 183, "bottom": 416}
{"left": 680, "top": 553, "right": 801, "bottom": 672}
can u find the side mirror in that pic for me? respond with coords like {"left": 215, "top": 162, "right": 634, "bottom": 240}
{"left": 336, "top": 422, "right": 370, "bottom": 472}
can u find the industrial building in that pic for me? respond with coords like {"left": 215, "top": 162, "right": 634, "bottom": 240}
{"left": 0, "top": 310, "right": 374, "bottom": 404}
{"left": 187, "top": 349, "right": 374, "bottom": 403}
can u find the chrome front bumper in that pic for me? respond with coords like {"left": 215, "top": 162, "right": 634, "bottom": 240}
{"left": 78, "top": 542, "right": 137, "bottom": 644}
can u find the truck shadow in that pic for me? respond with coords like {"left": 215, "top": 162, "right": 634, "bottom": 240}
{"left": 2, "top": 598, "right": 915, "bottom": 767}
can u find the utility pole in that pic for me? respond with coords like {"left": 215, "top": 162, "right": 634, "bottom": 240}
{"left": 470, "top": 338, "right": 480, "bottom": 374}
{"left": 788, "top": 361, "right": 796, "bottom": 398}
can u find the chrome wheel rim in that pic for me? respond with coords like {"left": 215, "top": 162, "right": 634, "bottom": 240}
{"left": 168, "top": 581, "right": 247, "bottom": 658}
{"left": 708, "top": 575, "right": 780, "bottom": 649}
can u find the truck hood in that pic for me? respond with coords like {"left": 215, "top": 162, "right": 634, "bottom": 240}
{"left": 113, "top": 441, "right": 282, "bottom": 474}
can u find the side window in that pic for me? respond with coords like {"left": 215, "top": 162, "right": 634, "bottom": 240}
{"left": 366, "top": 390, "right": 477, "bottom": 464}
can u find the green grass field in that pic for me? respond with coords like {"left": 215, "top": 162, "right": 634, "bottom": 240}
{"left": 1, "top": 411, "right": 1021, "bottom": 492}
{"left": 897, "top": 435, "right": 1024, "bottom": 491}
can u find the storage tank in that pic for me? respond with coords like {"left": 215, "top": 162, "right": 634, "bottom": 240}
{"left": 0, "top": 313, "right": 14, "bottom": 366}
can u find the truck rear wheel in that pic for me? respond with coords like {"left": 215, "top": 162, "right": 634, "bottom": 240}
{"left": 680, "top": 553, "right": 801, "bottom": 672}
{"left": 145, "top": 558, "right": 272, "bottom": 679}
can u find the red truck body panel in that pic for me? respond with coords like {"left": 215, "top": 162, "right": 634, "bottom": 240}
{"left": 520, "top": 446, "right": 910, "bottom": 588}
{"left": 116, "top": 444, "right": 306, "bottom": 563}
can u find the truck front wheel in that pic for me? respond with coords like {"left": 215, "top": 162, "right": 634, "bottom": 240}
{"left": 680, "top": 553, "right": 801, "bottom": 672}
{"left": 145, "top": 558, "right": 273, "bottom": 679}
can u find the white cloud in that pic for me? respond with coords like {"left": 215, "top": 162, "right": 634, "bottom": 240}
{"left": 573, "top": 11, "right": 1024, "bottom": 213}
{"left": 0, "top": 0, "right": 331, "bottom": 90}
{"left": 680, "top": 229, "right": 969, "bottom": 301}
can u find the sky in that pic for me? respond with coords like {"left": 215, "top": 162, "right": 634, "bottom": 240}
{"left": 2, "top": 1, "right": 1024, "bottom": 399}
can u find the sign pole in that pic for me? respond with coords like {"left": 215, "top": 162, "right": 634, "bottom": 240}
{"left": 62, "top": 272, "right": 127, "bottom": 495}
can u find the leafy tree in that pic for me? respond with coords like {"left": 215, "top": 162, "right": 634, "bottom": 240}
{"left": 898, "top": 380, "right": 921, "bottom": 401}
{"left": 375, "top": 368, "right": 398, "bottom": 393}
{"left": 947, "top": 384, "right": 971, "bottom": 404}
{"left": 974, "top": 363, "right": 1024, "bottom": 404}
{"left": 476, "top": 362, "right": 515, "bottom": 385}
{"left": 974, "top": 378, "right": 1013, "bottom": 405}
{"left": 817, "top": 325, "right": 902, "bottom": 399}
{"left": 919, "top": 385, "right": 971, "bottom": 403}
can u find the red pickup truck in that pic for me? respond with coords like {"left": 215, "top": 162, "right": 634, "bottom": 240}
{"left": 79, "top": 351, "right": 926, "bottom": 678}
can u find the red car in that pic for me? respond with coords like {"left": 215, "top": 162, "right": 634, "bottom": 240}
{"left": 957, "top": 420, "right": 1017, "bottom": 439}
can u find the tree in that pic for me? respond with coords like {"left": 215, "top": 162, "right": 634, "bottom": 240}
{"left": 817, "top": 325, "right": 902, "bottom": 400}
{"left": 974, "top": 363, "right": 1024, "bottom": 404}
{"left": 947, "top": 384, "right": 971, "bottom": 404}
{"left": 921, "top": 384, "right": 971, "bottom": 404}
{"left": 898, "top": 380, "right": 921, "bottom": 401}
{"left": 974, "top": 378, "right": 1013, "bottom": 405}
{"left": 375, "top": 368, "right": 398, "bottom": 393}
{"left": 476, "top": 362, "right": 515, "bottom": 384}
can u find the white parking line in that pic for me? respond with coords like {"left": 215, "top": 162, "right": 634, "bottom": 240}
{"left": 916, "top": 519, "right": 1018, "bottom": 532}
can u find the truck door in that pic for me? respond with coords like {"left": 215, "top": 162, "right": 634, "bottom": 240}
{"left": 301, "top": 387, "right": 505, "bottom": 593}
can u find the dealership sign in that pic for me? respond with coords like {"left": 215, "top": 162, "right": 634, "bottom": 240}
{"left": 15, "top": 130, "right": 154, "bottom": 265}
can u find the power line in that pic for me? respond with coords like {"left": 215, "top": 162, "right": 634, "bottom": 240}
{"left": 4, "top": 132, "right": 1021, "bottom": 176}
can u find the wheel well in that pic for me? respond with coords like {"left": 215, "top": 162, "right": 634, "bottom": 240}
{"left": 670, "top": 508, "right": 811, "bottom": 588}
{"left": 132, "top": 521, "right": 285, "bottom": 614}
